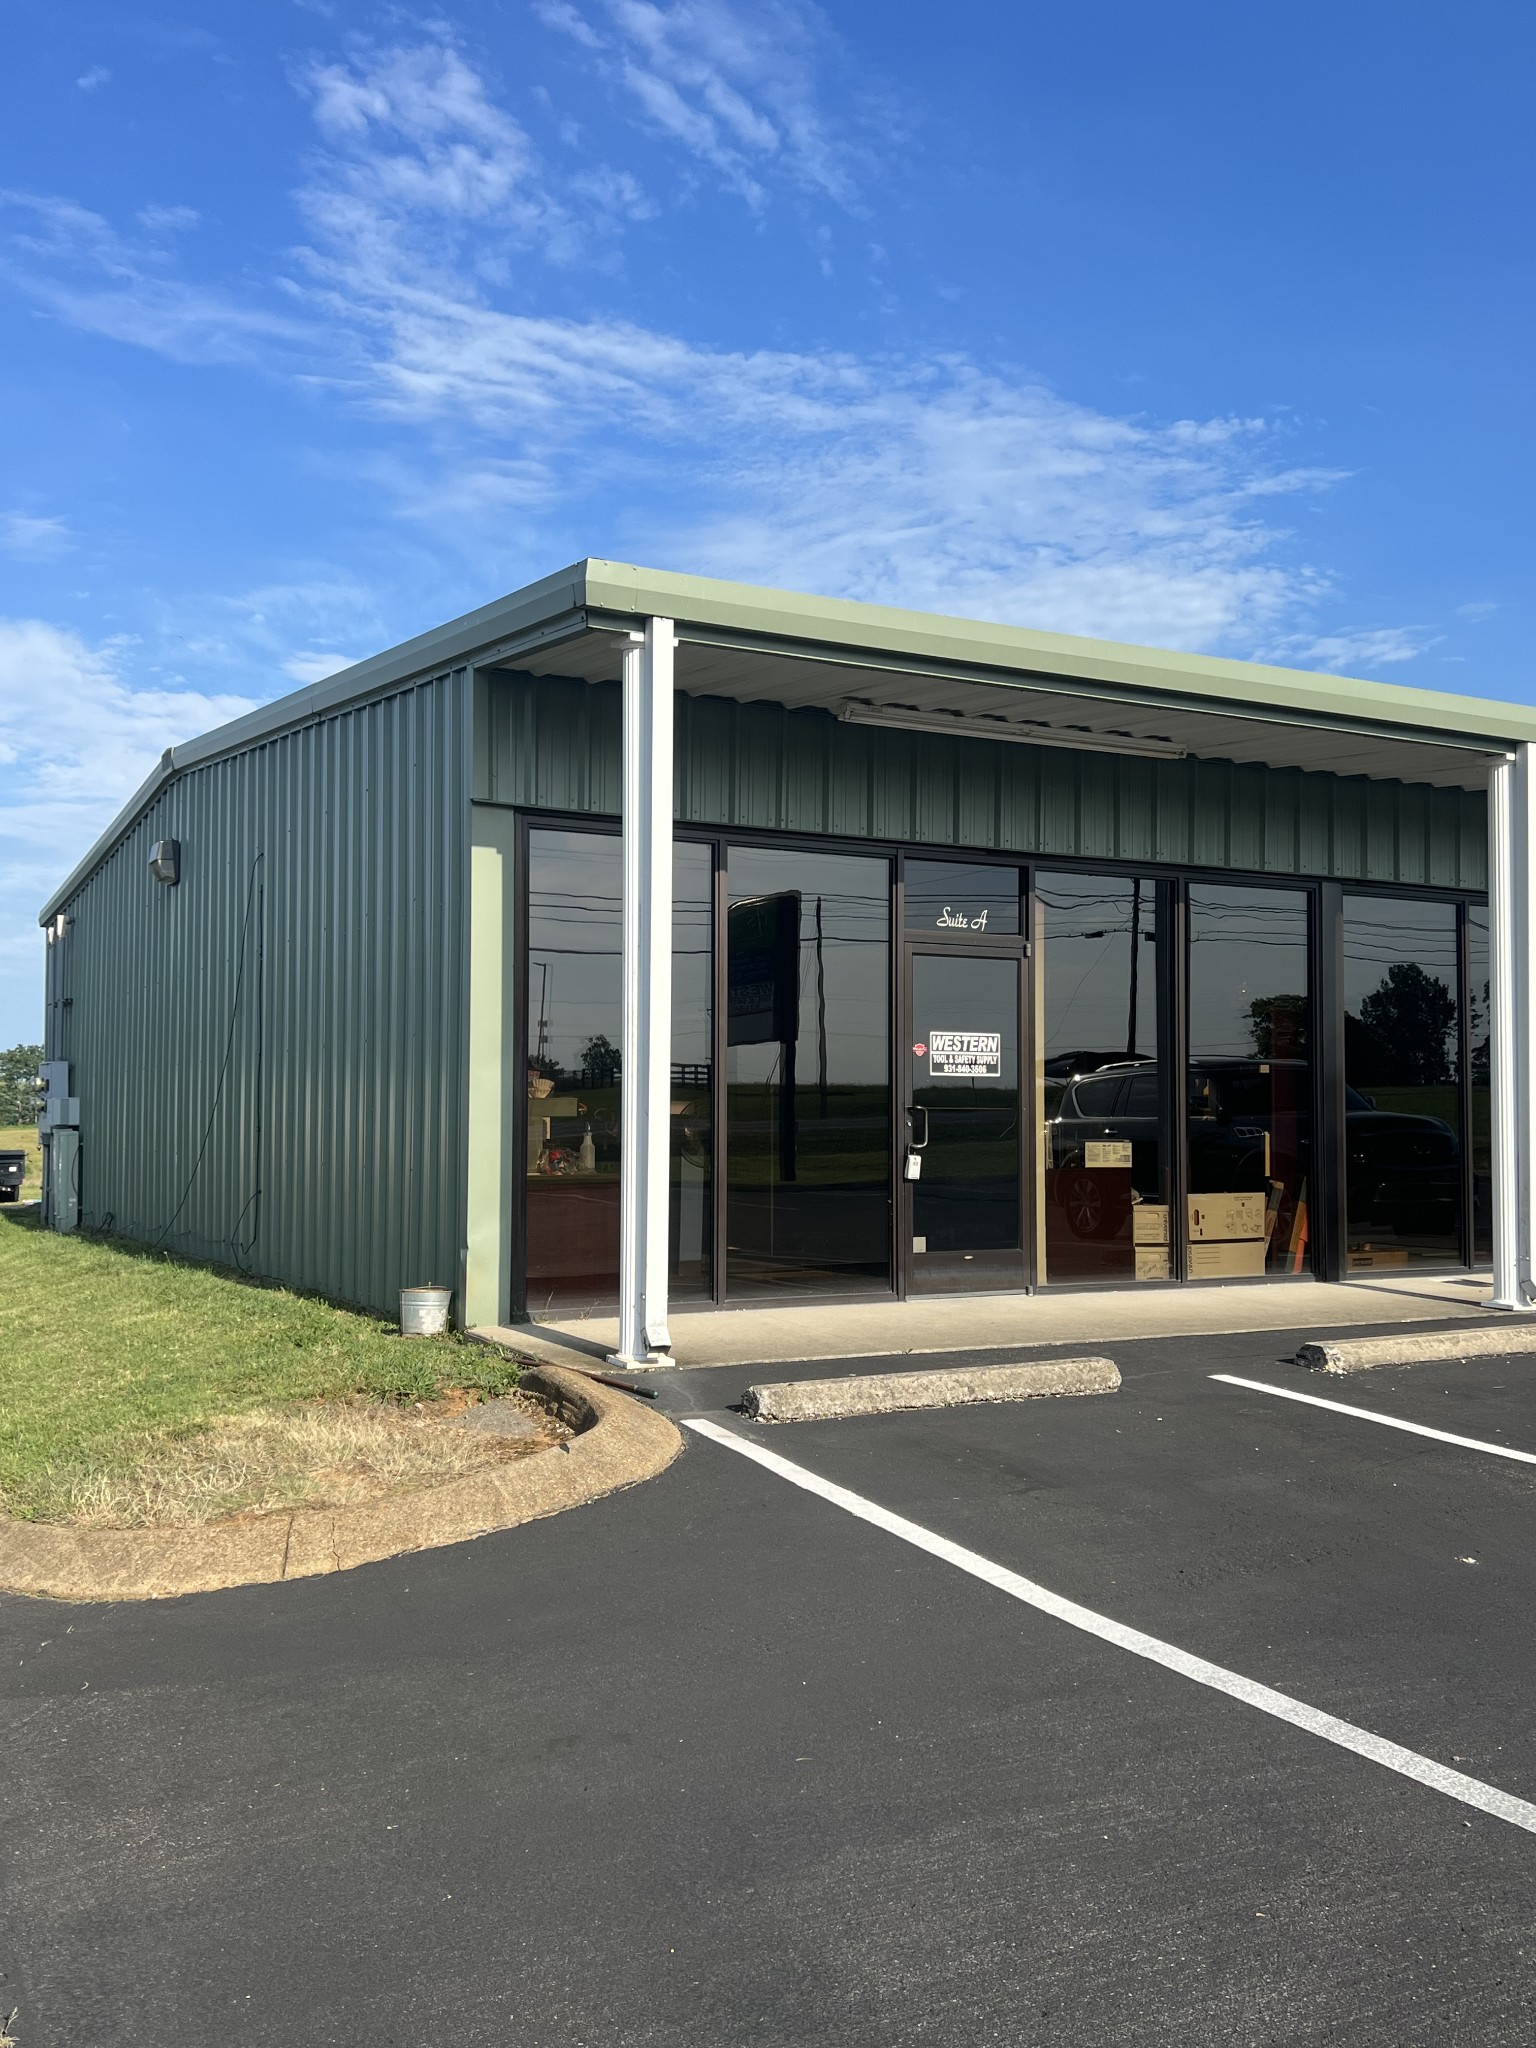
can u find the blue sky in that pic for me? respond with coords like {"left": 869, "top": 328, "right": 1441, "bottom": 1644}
{"left": 1, "top": 0, "right": 1531, "bottom": 1044}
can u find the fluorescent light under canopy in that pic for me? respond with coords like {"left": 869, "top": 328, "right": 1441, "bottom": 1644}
{"left": 837, "top": 700, "right": 1188, "bottom": 761}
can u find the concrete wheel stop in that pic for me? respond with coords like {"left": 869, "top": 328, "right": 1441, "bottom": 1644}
{"left": 1297, "top": 1322, "right": 1536, "bottom": 1375}
{"left": 742, "top": 1355, "right": 1120, "bottom": 1423}
{"left": 0, "top": 1363, "right": 681, "bottom": 1604}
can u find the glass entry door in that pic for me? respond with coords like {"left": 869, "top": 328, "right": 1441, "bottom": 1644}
{"left": 905, "top": 951, "right": 1026, "bottom": 1294}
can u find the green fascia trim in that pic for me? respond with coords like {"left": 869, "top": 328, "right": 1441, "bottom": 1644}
{"left": 39, "top": 556, "right": 1535, "bottom": 924}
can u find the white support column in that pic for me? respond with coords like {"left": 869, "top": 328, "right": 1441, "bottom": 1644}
{"left": 611, "top": 616, "right": 676, "bottom": 1366}
{"left": 1489, "top": 745, "right": 1536, "bottom": 1310}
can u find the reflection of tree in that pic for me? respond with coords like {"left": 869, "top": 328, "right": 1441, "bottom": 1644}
{"left": 1354, "top": 963, "right": 1455, "bottom": 1086}
{"left": 1471, "top": 978, "right": 1490, "bottom": 1084}
{"left": 580, "top": 1034, "right": 621, "bottom": 1085}
{"left": 1247, "top": 993, "right": 1309, "bottom": 1057}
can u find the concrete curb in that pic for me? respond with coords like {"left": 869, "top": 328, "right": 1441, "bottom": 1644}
{"left": 1296, "top": 1324, "right": 1536, "bottom": 1375}
{"left": 743, "top": 1355, "right": 1120, "bottom": 1423}
{"left": 0, "top": 1364, "right": 682, "bottom": 1604}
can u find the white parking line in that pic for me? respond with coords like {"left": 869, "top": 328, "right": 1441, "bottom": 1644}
{"left": 684, "top": 1415, "right": 1536, "bottom": 1836}
{"left": 1211, "top": 1374, "right": 1536, "bottom": 1466}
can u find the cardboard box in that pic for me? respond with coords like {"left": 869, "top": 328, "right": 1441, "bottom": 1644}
{"left": 1135, "top": 1245, "right": 1171, "bottom": 1281}
{"left": 1347, "top": 1247, "right": 1410, "bottom": 1270}
{"left": 1187, "top": 1193, "right": 1268, "bottom": 1242}
{"left": 1132, "top": 1204, "right": 1169, "bottom": 1245}
{"left": 1188, "top": 1238, "right": 1269, "bottom": 1279}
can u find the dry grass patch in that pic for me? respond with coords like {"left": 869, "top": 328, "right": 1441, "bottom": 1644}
{"left": 57, "top": 1394, "right": 566, "bottom": 1529}
{"left": 0, "top": 1204, "right": 540, "bottom": 1531}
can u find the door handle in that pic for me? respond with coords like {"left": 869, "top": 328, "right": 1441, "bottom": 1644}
{"left": 908, "top": 1105, "right": 929, "bottom": 1150}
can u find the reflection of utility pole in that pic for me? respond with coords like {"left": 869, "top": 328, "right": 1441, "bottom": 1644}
{"left": 1126, "top": 880, "right": 1141, "bottom": 1059}
{"left": 815, "top": 893, "right": 828, "bottom": 1118}
{"left": 779, "top": 1036, "right": 798, "bottom": 1183}
{"left": 536, "top": 962, "right": 551, "bottom": 1066}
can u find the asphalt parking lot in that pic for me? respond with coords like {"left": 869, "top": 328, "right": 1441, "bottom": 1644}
{"left": 5, "top": 1322, "right": 1536, "bottom": 2046}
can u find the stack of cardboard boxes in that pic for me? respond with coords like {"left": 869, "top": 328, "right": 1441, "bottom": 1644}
{"left": 1132, "top": 1192, "right": 1274, "bottom": 1279}
{"left": 1186, "top": 1193, "right": 1270, "bottom": 1278}
{"left": 1133, "top": 1202, "right": 1169, "bottom": 1280}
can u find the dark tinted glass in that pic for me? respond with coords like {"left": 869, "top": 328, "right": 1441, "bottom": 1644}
{"left": 526, "top": 831, "right": 621, "bottom": 1313}
{"left": 1468, "top": 904, "right": 1490, "bottom": 1262}
{"left": 525, "top": 831, "right": 714, "bottom": 1314}
{"left": 905, "top": 859, "right": 1020, "bottom": 935}
{"left": 1187, "top": 884, "right": 1310, "bottom": 1279}
{"left": 1072, "top": 1076, "right": 1125, "bottom": 1116}
{"left": 908, "top": 953, "right": 1021, "bottom": 1286}
{"left": 726, "top": 847, "right": 891, "bottom": 1295}
{"left": 670, "top": 842, "right": 714, "bottom": 1297}
{"left": 1343, "top": 895, "right": 1462, "bottom": 1268}
{"left": 1123, "top": 1071, "right": 1159, "bottom": 1115}
{"left": 1038, "top": 872, "right": 1164, "bottom": 1284}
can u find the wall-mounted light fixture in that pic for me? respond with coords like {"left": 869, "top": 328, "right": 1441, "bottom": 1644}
{"left": 837, "top": 700, "right": 1187, "bottom": 762}
{"left": 149, "top": 838, "right": 181, "bottom": 885}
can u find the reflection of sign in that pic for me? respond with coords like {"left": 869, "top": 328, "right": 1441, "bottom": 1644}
{"left": 1085, "top": 1140, "right": 1133, "bottom": 1168}
{"left": 928, "top": 1029, "right": 1001, "bottom": 1078}
{"left": 727, "top": 893, "right": 801, "bottom": 1046}
{"left": 936, "top": 905, "right": 989, "bottom": 931}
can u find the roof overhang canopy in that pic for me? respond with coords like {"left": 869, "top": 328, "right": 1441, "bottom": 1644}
{"left": 505, "top": 619, "right": 1507, "bottom": 791}
{"left": 43, "top": 559, "right": 1535, "bottom": 922}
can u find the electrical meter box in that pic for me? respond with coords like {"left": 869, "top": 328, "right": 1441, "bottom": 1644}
{"left": 37, "top": 1061, "right": 77, "bottom": 1133}
{"left": 45, "top": 1128, "right": 80, "bottom": 1234}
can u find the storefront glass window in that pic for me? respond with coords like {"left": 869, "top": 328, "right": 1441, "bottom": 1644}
{"left": 524, "top": 830, "right": 713, "bottom": 1314}
{"left": 670, "top": 843, "right": 715, "bottom": 1297}
{"left": 1037, "top": 873, "right": 1163, "bottom": 1284}
{"left": 1468, "top": 905, "right": 1490, "bottom": 1262}
{"left": 1339, "top": 895, "right": 1462, "bottom": 1267}
{"left": 905, "top": 859, "right": 1021, "bottom": 935}
{"left": 1187, "top": 885, "right": 1311, "bottom": 1278}
{"left": 726, "top": 846, "right": 891, "bottom": 1295}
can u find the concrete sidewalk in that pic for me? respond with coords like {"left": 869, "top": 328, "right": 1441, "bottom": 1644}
{"left": 483, "top": 1270, "right": 1496, "bottom": 1370}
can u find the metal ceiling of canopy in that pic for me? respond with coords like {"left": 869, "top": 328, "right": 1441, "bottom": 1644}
{"left": 502, "top": 621, "right": 1506, "bottom": 792}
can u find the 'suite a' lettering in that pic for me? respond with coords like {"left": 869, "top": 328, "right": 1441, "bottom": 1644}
{"left": 936, "top": 905, "right": 988, "bottom": 930}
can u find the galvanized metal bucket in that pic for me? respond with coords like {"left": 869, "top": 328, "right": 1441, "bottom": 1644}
{"left": 399, "top": 1285, "right": 453, "bottom": 1337}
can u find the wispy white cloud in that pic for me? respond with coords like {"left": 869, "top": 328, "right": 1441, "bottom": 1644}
{"left": 0, "top": 191, "right": 313, "bottom": 367}
{"left": 271, "top": 47, "right": 1335, "bottom": 652}
{"left": 0, "top": 512, "right": 71, "bottom": 561}
{"left": 75, "top": 66, "right": 110, "bottom": 93}
{"left": 1271, "top": 625, "right": 1433, "bottom": 673}
{"left": 281, "top": 651, "right": 358, "bottom": 683}
{"left": 0, "top": 621, "right": 256, "bottom": 824}
{"left": 1, "top": 31, "right": 1402, "bottom": 673}
{"left": 291, "top": 32, "right": 648, "bottom": 276}
{"left": 137, "top": 203, "right": 201, "bottom": 233}
{"left": 145, "top": 575, "right": 385, "bottom": 689}
{"left": 0, "top": 620, "right": 261, "bottom": 1005}
{"left": 536, "top": 0, "right": 874, "bottom": 208}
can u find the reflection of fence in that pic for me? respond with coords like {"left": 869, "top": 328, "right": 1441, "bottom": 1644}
{"left": 558, "top": 1059, "right": 713, "bottom": 1088}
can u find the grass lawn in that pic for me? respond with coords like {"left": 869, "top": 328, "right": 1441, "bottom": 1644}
{"left": 0, "top": 1123, "right": 42, "bottom": 1202}
{"left": 0, "top": 1209, "right": 523, "bottom": 1524}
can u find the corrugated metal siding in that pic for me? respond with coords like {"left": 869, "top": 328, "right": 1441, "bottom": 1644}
{"left": 50, "top": 671, "right": 472, "bottom": 1314}
{"left": 480, "top": 673, "right": 1488, "bottom": 889}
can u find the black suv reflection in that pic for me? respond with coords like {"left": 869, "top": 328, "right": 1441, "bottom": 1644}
{"left": 1048, "top": 1056, "right": 1460, "bottom": 1238}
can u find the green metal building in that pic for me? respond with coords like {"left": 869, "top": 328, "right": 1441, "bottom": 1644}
{"left": 36, "top": 561, "right": 1536, "bottom": 1355}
